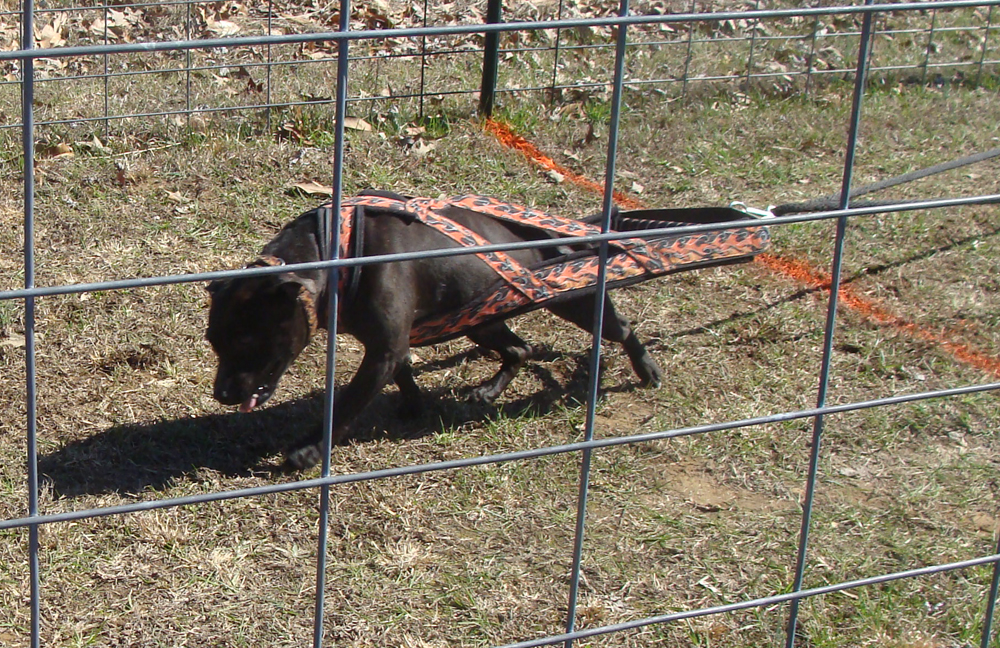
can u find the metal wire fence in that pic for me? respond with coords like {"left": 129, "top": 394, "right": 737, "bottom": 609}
{"left": 2, "top": 0, "right": 999, "bottom": 132}
{"left": 2, "top": 0, "right": 1000, "bottom": 646}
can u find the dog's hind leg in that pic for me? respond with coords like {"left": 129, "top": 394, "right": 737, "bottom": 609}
{"left": 547, "top": 295, "right": 663, "bottom": 388}
{"left": 466, "top": 323, "right": 533, "bottom": 404}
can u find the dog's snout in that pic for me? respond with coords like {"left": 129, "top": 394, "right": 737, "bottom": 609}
{"left": 213, "top": 379, "right": 240, "bottom": 405}
{"left": 214, "top": 385, "right": 232, "bottom": 403}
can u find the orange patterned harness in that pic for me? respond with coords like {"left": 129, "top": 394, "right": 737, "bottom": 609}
{"left": 322, "top": 194, "right": 770, "bottom": 346}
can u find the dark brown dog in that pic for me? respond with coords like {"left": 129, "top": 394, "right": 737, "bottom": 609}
{"left": 206, "top": 190, "right": 662, "bottom": 469}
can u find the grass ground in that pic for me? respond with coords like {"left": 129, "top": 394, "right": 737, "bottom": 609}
{"left": 0, "top": 1, "right": 999, "bottom": 647}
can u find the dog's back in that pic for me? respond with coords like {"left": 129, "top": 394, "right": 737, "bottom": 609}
{"left": 208, "top": 192, "right": 663, "bottom": 469}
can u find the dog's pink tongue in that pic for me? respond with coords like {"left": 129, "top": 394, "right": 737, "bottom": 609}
{"left": 239, "top": 395, "right": 258, "bottom": 413}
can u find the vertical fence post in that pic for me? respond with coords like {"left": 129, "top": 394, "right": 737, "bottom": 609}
{"left": 982, "top": 531, "right": 1000, "bottom": 648}
{"left": 804, "top": 14, "right": 821, "bottom": 95}
{"left": 680, "top": 0, "right": 697, "bottom": 101}
{"left": 102, "top": 3, "right": 110, "bottom": 139}
{"left": 784, "top": 3, "right": 875, "bottom": 647}
{"left": 921, "top": 8, "right": 939, "bottom": 85}
{"left": 419, "top": 0, "right": 429, "bottom": 118}
{"left": 744, "top": 0, "right": 762, "bottom": 89}
{"left": 19, "top": 1, "right": 41, "bottom": 647}
{"left": 976, "top": 4, "right": 995, "bottom": 87}
{"left": 549, "top": 0, "right": 566, "bottom": 101}
{"left": 311, "top": 3, "right": 351, "bottom": 646}
{"left": 479, "top": 0, "right": 503, "bottom": 118}
{"left": 563, "top": 2, "right": 629, "bottom": 646}
{"left": 185, "top": 0, "right": 192, "bottom": 127}
{"left": 265, "top": 0, "right": 274, "bottom": 133}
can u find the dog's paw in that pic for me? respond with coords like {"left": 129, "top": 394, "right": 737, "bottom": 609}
{"left": 468, "top": 385, "right": 499, "bottom": 405}
{"left": 639, "top": 369, "right": 663, "bottom": 389}
{"left": 635, "top": 356, "right": 664, "bottom": 389}
{"left": 283, "top": 444, "right": 323, "bottom": 471}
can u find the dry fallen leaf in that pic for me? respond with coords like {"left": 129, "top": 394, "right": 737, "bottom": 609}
{"left": 344, "top": 117, "right": 372, "bottom": 132}
{"left": 278, "top": 122, "right": 310, "bottom": 145}
{"left": 36, "top": 24, "right": 65, "bottom": 48}
{"left": 115, "top": 160, "right": 133, "bottom": 186}
{"left": 242, "top": 68, "right": 264, "bottom": 93}
{"left": 77, "top": 135, "right": 111, "bottom": 155}
{"left": 34, "top": 14, "right": 67, "bottom": 49}
{"left": 409, "top": 139, "right": 437, "bottom": 157}
{"left": 87, "top": 8, "right": 134, "bottom": 42}
{"left": 206, "top": 19, "right": 241, "bottom": 37}
{"left": 289, "top": 181, "right": 333, "bottom": 197}
{"left": 1, "top": 333, "right": 25, "bottom": 348}
{"left": 38, "top": 142, "right": 74, "bottom": 159}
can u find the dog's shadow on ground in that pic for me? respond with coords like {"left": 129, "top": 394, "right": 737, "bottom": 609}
{"left": 39, "top": 349, "right": 601, "bottom": 499}
{"left": 38, "top": 396, "right": 320, "bottom": 498}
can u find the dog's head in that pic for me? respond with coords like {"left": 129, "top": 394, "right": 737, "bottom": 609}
{"left": 206, "top": 270, "right": 319, "bottom": 413}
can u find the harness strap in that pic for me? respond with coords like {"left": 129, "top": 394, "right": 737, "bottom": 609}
{"left": 448, "top": 194, "right": 663, "bottom": 273}
{"left": 297, "top": 194, "right": 768, "bottom": 347}
{"left": 404, "top": 197, "right": 554, "bottom": 302}
{"left": 335, "top": 194, "right": 557, "bottom": 303}
{"left": 302, "top": 197, "right": 407, "bottom": 326}
{"left": 342, "top": 202, "right": 366, "bottom": 312}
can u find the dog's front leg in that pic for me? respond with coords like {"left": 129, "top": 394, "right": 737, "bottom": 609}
{"left": 284, "top": 343, "right": 410, "bottom": 470}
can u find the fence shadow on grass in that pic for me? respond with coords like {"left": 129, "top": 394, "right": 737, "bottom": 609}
{"left": 668, "top": 224, "right": 1000, "bottom": 341}
{"left": 38, "top": 348, "right": 603, "bottom": 498}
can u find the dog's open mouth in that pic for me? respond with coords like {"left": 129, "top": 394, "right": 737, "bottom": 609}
{"left": 238, "top": 388, "right": 273, "bottom": 413}
{"left": 239, "top": 395, "right": 259, "bottom": 413}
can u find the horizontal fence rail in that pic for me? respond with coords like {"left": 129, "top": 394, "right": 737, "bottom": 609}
{"left": 0, "top": 380, "right": 998, "bottom": 533}
{"left": 0, "top": 194, "right": 996, "bottom": 301}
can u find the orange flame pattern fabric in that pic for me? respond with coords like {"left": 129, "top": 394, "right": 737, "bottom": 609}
{"left": 326, "top": 194, "right": 769, "bottom": 346}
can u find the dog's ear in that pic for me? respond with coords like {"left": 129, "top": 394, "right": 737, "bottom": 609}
{"left": 272, "top": 275, "right": 320, "bottom": 338}
{"left": 206, "top": 279, "right": 223, "bottom": 295}
{"left": 274, "top": 274, "right": 319, "bottom": 299}
{"left": 274, "top": 278, "right": 305, "bottom": 302}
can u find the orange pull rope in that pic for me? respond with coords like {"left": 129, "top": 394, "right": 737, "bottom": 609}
{"left": 484, "top": 117, "right": 1000, "bottom": 379}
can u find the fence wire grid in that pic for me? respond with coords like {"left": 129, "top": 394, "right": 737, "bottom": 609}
{"left": 3, "top": 0, "right": 1000, "bottom": 646}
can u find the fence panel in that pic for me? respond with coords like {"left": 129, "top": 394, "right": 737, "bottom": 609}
{"left": 1, "top": 0, "right": 999, "bottom": 646}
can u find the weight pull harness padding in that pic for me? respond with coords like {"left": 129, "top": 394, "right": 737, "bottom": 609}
{"left": 322, "top": 193, "right": 771, "bottom": 347}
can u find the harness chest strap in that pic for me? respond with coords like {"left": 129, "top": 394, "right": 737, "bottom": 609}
{"left": 405, "top": 197, "right": 555, "bottom": 303}
{"left": 332, "top": 195, "right": 557, "bottom": 304}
